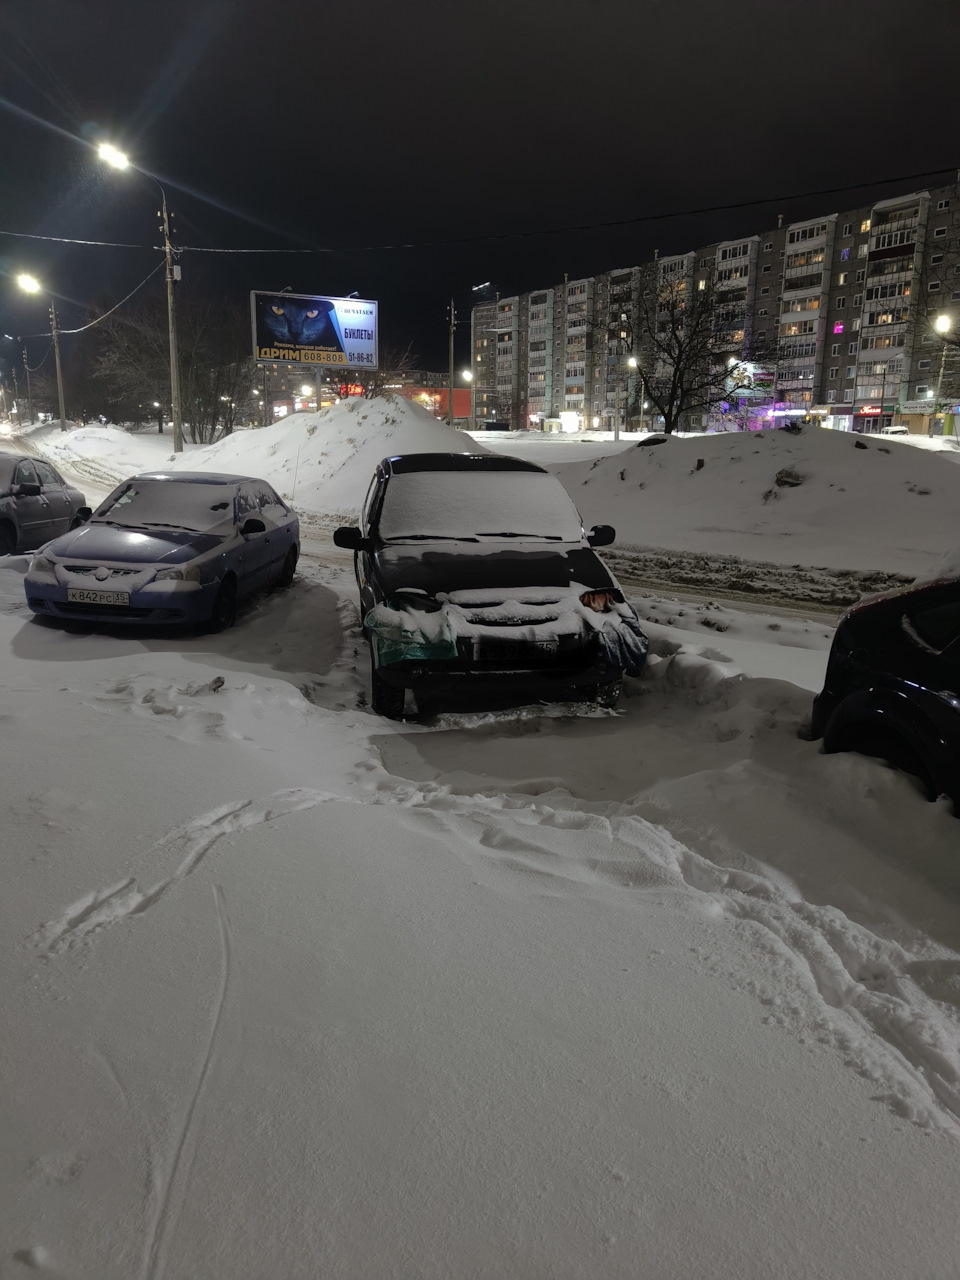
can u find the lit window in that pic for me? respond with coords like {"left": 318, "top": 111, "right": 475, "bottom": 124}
{"left": 858, "top": 244, "right": 868, "bottom": 257}
{"left": 833, "top": 322, "right": 844, "bottom": 334}
{"left": 697, "top": 279, "right": 706, "bottom": 290}
{"left": 860, "top": 220, "right": 871, "bottom": 233}
{"left": 837, "top": 273, "right": 848, "bottom": 284}
{"left": 841, "top": 248, "right": 851, "bottom": 261}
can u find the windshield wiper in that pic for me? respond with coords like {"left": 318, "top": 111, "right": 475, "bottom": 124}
{"left": 476, "top": 532, "right": 562, "bottom": 540}
{"left": 386, "top": 534, "right": 478, "bottom": 542}
{"left": 139, "top": 521, "right": 203, "bottom": 532}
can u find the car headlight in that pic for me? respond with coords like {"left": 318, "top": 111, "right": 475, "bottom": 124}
{"left": 30, "top": 555, "right": 57, "bottom": 575}
{"left": 580, "top": 590, "right": 617, "bottom": 612}
{"left": 155, "top": 565, "right": 202, "bottom": 582}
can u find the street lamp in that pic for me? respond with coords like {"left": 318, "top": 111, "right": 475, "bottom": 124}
{"left": 932, "top": 314, "right": 953, "bottom": 435}
{"left": 99, "top": 143, "right": 184, "bottom": 453}
{"left": 17, "top": 273, "right": 67, "bottom": 432}
{"left": 626, "top": 355, "right": 644, "bottom": 436}
{"left": 461, "top": 369, "right": 474, "bottom": 431}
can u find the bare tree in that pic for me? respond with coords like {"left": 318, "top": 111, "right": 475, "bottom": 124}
{"left": 607, "top": 266, "right": 774, "bottom": 434}
{"left": 364, "top": 340, "right": 420, "bottom": 398}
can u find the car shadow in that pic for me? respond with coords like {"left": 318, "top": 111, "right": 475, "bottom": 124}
{"left": 10, "top": 576, "right": 344, "bottom": 692}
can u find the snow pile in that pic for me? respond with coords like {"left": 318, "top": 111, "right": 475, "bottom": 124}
{"left": 554, "top": 425, "right": 960, "bottom": 577}
{"left": 38, "top": 397, "right": 483, "bottom": 521}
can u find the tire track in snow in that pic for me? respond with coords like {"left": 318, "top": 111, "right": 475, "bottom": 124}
{"left": 358, "top": 758, "right": 960, "bottom": 1136}
{"left": 33, "top": 789, "right": 335, "bottom": 956}
{"left": 143, "top": 884, "right": 232, "bottom": 1280}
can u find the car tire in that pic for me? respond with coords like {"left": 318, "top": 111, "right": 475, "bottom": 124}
{"left": 206, "top": 578, "right": 238, "bottom": 633}
{"left": 0, "top": 524, "right": 16, "bottom": 556}
{"left": 834, "top": 726, "right": 936, "bottom": 801}
{"left": 587, "top": 679, "right": 622, "bottom": 709}
{"left": 370, "top": 653, "right": 406, "bottom": 720}
{"left": 276, "top": 546, "right": 298, "bottom": 589}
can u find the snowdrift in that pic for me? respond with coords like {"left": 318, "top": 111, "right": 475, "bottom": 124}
{"left": 555, "top": 425, "right": 960, "bottom": 577}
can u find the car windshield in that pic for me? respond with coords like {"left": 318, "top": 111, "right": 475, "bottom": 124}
{"left": 377, "top": 470, "right": 584, "bottom": 542}
{"left": 92, "top": 481, "right": 236, "bottom": 533}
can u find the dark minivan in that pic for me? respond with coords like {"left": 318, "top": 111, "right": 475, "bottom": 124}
{"left": 334, "top": 453, "right": 647, "bottom": 719}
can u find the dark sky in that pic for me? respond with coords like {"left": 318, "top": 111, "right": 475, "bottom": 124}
{"left": 1, "top": 0, "right": 958, "bottom": 374}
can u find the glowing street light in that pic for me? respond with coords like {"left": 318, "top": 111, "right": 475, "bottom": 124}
{"left": 99, "top": 142, "right": 183, "bottom": 453}
{"left": 933, "top": 314, "right": 953, "bottom": 431}
{"left": 16, "top": 273, "right": 67, "bottom": 432}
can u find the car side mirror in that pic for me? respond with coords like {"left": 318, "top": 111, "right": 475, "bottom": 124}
{"left": 333, "top": 526, "right": 370, "bottom": 551}
{"left": 240, "top": 517, "right": 266, "bottom": 536}
{"left": 16, "top": 482, "right": 41, "bottom": 497}
{"left": 587, "top": 524, "right": 615, "bottom": 547}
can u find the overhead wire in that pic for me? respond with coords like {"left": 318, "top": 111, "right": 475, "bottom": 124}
{"left": 20, "top": 260, "right": 165, "bottom": 338}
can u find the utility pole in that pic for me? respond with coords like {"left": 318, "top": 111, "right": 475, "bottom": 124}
{"left": 448, "top": 297, "right": 456, "bottom": 427}
{"left": 23, "top": 347, "right": 33, "bottom": 426}
{"left": 159, "top": 192, "right": 183, "bottom": 452}
{"left": 50, "top": 302, "right": 67, "bottom": 432}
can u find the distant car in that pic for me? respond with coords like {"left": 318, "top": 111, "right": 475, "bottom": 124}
{"left": 24, "top": 471, "right": 299, "bottom": 631}
{"left": 880, "top": 425, "right": 910, "bottom": 436}
{"left": 0, "top": 455, "right": 89, "bottom": 553}
{"left": 334, "top": 453, "right": 648, "bottom": 719}
{"left": 810, "top": 577, "right": 960, "bottom": 812}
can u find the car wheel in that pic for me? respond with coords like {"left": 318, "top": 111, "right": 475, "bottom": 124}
{"left": 0, "top": 524, "right": 16, "bottom": 556}
{"left": 207, "top": 578, "right": 238, "bottom": 633}
{"left": 835, "top": 726, "right": 936, "bottom": 801}
{"left": 276, "top": 546, "right": 298, "bottom": 588}
{"left": 585, "top": 679, "right": 622, "bottom": 709}
{"left": 370, "top": 653, "right": 406, "bottom": 720}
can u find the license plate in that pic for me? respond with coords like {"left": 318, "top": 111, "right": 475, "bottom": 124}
{"left": 66, "top": 588, "right": 130, "bottom": 606}
{"left": 481, "top": 639, "right": 558, "bottom": 659}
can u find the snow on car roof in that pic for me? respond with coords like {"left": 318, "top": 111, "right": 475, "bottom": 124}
{"left": 132, "top": 471, "right": 251, "bottom": 484}
{"left": 378, "top": 468, "right": 585, "bottom": 542}
{"left": 383, "top": 453, "right": 547, "bottom": 475}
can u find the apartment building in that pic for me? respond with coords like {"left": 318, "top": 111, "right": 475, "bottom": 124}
{"left": 471, "top": 175, "right": 960, "bottom": 434}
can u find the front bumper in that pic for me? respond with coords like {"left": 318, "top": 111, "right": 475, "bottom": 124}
{"left": 24, "top": 577, "right": 218, "bottom": 625}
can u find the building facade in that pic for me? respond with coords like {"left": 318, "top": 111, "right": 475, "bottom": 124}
{"left": 470, "top": 176, "right": 960, "bottom": 434}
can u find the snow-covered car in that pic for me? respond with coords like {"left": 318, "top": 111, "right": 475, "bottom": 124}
{"left": 334, "top": 453, "right": 648, "bottom": 718}
{"left": 0, "top": 455, "right": 90, "bottom": 553}
{"left": 810, "top": 576, "right": 960, "bottom": 812}
{"left": 879, "top": 425, "right": 910, "bottom": 436}
{"left": 24, "top": 471, "right": 299, "bottom": 631}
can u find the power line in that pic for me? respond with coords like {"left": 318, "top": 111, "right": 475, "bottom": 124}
{"left": 21, "top": 261, "right": 166, "bottom": 338}
{"left": 1, "top": 163, "right": 957, "bottom": 260}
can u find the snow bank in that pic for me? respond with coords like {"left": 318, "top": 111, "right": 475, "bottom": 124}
{"left": 554, "top": 425, "right": 960, "bottom": 577}
{"left": 38, "top": 397, "right": 484, "bottom": 521}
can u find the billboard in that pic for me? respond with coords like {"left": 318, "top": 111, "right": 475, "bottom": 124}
{"left": 251, "top": 291, "right": 378, "bottom": 368}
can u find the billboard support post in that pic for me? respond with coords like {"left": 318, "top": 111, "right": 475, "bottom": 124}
{"left": 448, "top": 297, "right": 456, "bottom": 427}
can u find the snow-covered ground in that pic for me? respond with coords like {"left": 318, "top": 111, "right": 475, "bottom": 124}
{"left": 3, "top": 403, "right": 960, "bottom": 1279}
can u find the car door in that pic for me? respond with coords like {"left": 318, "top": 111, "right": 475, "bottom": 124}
{"left": 11, "top": 459, "right": 52, "bottom": 549}
{"left": 234, "top": 484, "right": 273, "bottom": 595}
{"left": 253, "top": 482, "right": 294, "bottom": 579}
{"left": 33, "top": 460, "right": 73, "bottom": 536}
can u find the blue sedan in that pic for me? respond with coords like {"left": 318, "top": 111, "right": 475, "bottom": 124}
{"left": 24, "top": 471, "right": 299, "bottom": 631}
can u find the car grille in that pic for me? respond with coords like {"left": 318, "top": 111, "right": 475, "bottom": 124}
{"left": 62, "top": 566, "right": 141, "bottom": 578}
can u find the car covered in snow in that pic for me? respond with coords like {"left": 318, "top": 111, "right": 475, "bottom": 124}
{"left": 0, "top": 455, "right": 90, "bottom": 553}
{"left": 24, "top": 471, "right": 299, "bottom": 631}
{"left": 334, "top": 453, "right": 647, "bottom": 718}
{"left": 811, "top": 576, "right": 960, "bottom": 812}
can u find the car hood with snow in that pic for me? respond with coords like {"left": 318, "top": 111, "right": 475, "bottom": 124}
{"left": 370, "top": 539, "right": 619, "bottom": 597}
{"left": 42, "top": 521, "right": 226, "bottom": 565}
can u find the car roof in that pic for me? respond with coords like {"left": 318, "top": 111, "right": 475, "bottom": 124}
{"left": 381, "top": 453, "right": 548, "bottom": 475}
{"left": 128, "top": 472, "right": 253, "bottom": 485}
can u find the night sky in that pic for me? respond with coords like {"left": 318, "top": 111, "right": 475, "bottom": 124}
{"left": 1, "top": 0, "right": 958, "bottom": 373}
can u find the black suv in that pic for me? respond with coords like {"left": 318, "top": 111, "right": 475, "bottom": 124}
{"left": 334, "top": 454, "right": 647, "bottom": 719}
{"left": 811, "top": 576, "right": 960, "bottom": 810}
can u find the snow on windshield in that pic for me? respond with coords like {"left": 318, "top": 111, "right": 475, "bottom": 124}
{"left": 378, "top": 470, "right": 584, "bottom": 542}
{"left": 93, "top": 481, "right": 236, "bottom": 531}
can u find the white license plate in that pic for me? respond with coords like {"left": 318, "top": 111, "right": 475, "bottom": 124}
{"left": 66, "top": 588, "right": 130, "bottom": 606}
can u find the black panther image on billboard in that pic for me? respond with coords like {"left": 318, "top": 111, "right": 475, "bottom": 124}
{"left": 251, "top": 292, "right": 378, "bottom": 368}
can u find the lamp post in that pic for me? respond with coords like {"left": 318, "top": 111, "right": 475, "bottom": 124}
{"left": 933, "top": 314, "right": 952, "bottom": 435}
{"left": 17, "top": 273, "right": 67, "bottom": 432}
{"left": 98, "top": 143, "right": 184, "bottom": 453}
{"left": 461, "top": 368, "right": 474, "bottom": 432}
